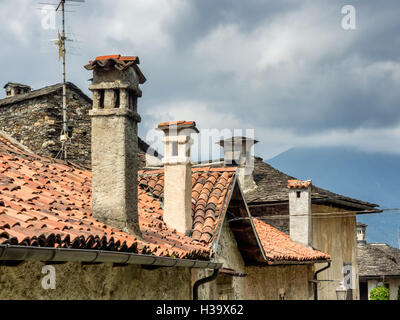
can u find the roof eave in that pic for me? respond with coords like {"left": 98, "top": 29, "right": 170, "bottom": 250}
{"left": 0, "top": 245, "right": 222, "bottom": 269}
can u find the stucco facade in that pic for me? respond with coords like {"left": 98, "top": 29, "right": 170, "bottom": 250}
{"left": 193, "top": 220, "right": 314, "bottom": 300}
{"left": 312, "top": 204, "right": 359, "bottom": 300}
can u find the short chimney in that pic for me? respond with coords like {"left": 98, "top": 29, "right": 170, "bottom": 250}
{"left": 84, "top": 54, "right": 146, "bottom": 238}
{"left": 288, "top": 179, "right": 313, "bottom": 247}
{"left": 357, "top": 223, "right": 367, "bottom": 245}
{"left": 218, "top": 136, "right": 258, "bottom": 191}
{"left": 4, "top": 82, "right": 31, "bottom": 97}
{"left": 158, "top": 121, "right": 199, "bottom": 235}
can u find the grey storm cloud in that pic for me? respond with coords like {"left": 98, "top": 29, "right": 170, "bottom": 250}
{"left": 0, "top": 0, "right": 399, "bottom": 159}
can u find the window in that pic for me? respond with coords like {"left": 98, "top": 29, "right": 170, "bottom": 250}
{"left": 296, "top": 191, "right": 301, "bottom": 198}
{"left": 172, "top": 141, "right": 178, "bottom": 157}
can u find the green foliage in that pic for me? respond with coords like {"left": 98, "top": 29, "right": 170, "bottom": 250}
{"left": 370, "top": 285, "right": 389, "bottom": 300}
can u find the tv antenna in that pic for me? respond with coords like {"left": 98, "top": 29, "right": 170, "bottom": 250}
{"left": 54, "top": 0, "right": 85, "bottom": 161}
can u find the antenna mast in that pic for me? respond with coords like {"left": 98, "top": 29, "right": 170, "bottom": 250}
{"left": 55, "top": 0, "right": 84, "bottom": 161}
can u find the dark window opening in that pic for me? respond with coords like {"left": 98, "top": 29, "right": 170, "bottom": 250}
{"left": 99, "top": 90, "right": 105, "bottom": 109}
{"left": 67, "top": 126, "right": 74, "bottom": 138}
{"left": 296, "top": 191, "right": 301, "bottom": 198}
{"left": 359, "top": 282, "right": 368, "bottom": 300}
{"left": 172, "top": 141, "right": 178, "bottom": 157}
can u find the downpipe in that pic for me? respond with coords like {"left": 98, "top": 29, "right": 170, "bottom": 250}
{"left": 193, "top": 269, "right": 219, "bottom": 300}
{"left": 313, "top": 261, "right": 331, "bottom": 300}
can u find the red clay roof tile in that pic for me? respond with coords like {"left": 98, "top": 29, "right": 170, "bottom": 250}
{"left": 0, "top": 133, "right": 329, "bottom": 264}
{"left": 287, "top": 179, "right": 312, "bottom": 189}
{"left": 252, "top": 217, "right": 330, "bottom": 263}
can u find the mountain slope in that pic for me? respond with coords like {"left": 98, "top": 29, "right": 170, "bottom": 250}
{"left": 267, "top": 147, "right": 400, "bottom": 248}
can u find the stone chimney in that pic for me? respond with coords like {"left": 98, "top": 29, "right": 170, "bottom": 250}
{"left": 157, "top": 121, "right": 199, "bottom": 235}
{"left": 4, "top": 82, "right": 31, "bottom": 97}
{"left": 84, "top": 54, "right": 146, "bottom": 238}
{"left": 288, "top": 179, "right": 313, "bottom": 247}
{"left": 218, "top": 136, "right": 258, "bottom": 192}
{"left": 357, "top": 223, "right": 367, "bottom": 245}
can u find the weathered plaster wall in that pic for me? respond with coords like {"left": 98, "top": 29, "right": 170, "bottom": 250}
{"left": 192, "top": 220, "right": 314, "bottom": 300}
{"left": 0, "top": 261, "right": 192, "bottom": 300}
{"left": 312, "top": 204, "right": 359, "bottom": 300}
{"left": 244, "top": 265, "right": 314, "bottom": 300}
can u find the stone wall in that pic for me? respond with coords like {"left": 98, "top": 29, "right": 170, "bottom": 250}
{"left": 0, "top": 87, "right": 91, "bottom": 166}
{"left": 0, "top": 261, "right": 192, "bottom": 300}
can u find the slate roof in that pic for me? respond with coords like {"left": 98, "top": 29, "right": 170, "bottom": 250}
{"left": 245, "top": 157, "right": 379, "bottom": 211}
{"left": 357, "top": 243, "right": 400, "bottom": 278}
{"left": 0, "top": 82, "right": 92, "bottom": 107}
{"left": 4, "top": 82, "right": 31, "bottom": 89}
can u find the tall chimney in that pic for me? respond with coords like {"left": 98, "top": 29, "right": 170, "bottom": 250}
{"left": 218, "top": 136, "right": 258, "bottom": 191}
{"left": 158, "top": 121, "right": 199, "bottom": 235}
{"left": 288, "top": 179, "right": 313, "bottom": 247}
{"left": 84, "top": 54, "right": 146, "bottom": 238}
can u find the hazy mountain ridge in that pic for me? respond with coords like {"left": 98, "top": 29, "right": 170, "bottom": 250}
{"left": 267, "top": 147, "right": 400, "bottom": 248}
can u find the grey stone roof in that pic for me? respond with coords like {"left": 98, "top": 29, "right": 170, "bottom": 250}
{"left": 3, "top": 82, "right": 31, "bottom": 89}
{"left": 357, "top": 243, "right": 400, "bottom": 278}
{"left": 244, "top": 157, "right": 379, "bottom": 210}
{"left": 0, "top": 82, "right": 91, "bottom": 107}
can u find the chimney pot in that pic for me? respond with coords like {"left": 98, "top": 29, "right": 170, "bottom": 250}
{"left": 288, "top": 179, "right": 313, "bottom": 247}
{"left": 357, "top": 223, "right": 367, "bottom": 245}
{"left": 218, "top": 136, "right": 258, "bottom": 191}
{"left": 158, "top": 121, "right": 198, "bottom": 235}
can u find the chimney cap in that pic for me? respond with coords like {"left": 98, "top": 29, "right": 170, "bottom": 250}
{"left": 157, "top": 121, "right": 199, "bottom": 133}
{"left": 84, "top": 54, "right": 146, "bottom": 84}
{"left": 287, "top": 179, "right": 312, "bottom": 189}
{"left": 217, "top": 136, "right": 259, "bottom": 147}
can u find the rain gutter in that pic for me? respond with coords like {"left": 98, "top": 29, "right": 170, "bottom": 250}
{"left": 0, "top": 245, "right": 222, "bottom": 269}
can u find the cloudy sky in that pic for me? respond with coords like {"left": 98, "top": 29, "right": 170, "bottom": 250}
{"left": 1, "top": 0, "right": 399, "bottom": 161}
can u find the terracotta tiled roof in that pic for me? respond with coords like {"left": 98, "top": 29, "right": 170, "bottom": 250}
{"left": 287, "top": 179, "right": 312, "bottom": 189}
{"left": 252, "top": 217, "right": 330, "bottom": 263}
{"left": 84, "top": 54, "right": 146, "bottom": 84}
{"left": 0, "top": 132, "right": 330, "bottom": 264}
{"left": 157, "top": 121, "right": 197, "bottom": 129}
{"left": 138, "top": 167, "right": 237, "bottom": 244}
{"left": 0, "top": 136, "right": 210, "bottom": 260}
